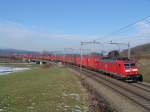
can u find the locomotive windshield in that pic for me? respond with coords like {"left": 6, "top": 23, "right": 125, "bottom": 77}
{"left": 124, "top": 63, "right": 135, "bottom": 68}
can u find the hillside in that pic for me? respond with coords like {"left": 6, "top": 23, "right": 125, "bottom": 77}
{"left": 130, "top": 43, "right": 150, "bottom": 55}
{"left": 0, "top": 48, "right": 40, "bottom": 55}
{"left": 121, "top": 43, "right": 150, "bottom": 59}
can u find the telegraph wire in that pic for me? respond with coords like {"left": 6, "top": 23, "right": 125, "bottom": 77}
{"left": 94, "top": 16, "right": 150, "bottom": 41}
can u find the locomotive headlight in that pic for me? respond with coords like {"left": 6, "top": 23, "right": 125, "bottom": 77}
{"left": 132, "top": 69, "right": 138, "bottom": 71}
{"left": 125, "top": 69, "right": 130, "bottom": 72}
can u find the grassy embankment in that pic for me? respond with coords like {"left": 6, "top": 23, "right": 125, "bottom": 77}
{"left": 0, "top": 64, "right": 88, "bottom": 112}
{"left": 137, "top": 55, "right": 150, "bottom": 83}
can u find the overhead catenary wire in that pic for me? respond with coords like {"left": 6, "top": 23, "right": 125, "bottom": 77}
{"left": 94, "top": 16, "right": 150, "bottom": 41}
{"left": 49, "top": 16, "right": 150, "bottom": 57}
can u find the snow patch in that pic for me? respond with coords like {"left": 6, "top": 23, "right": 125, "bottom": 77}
{"left": 0, "top": 66, "right": 30, "bottom": 75}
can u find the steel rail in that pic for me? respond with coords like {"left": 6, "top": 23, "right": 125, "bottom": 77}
{"left": 69, "top": 65, "right": 150, "bottom": 111}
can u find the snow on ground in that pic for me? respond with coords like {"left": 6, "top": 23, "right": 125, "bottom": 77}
{"left": 0, "top": 66, "right": 30, "bottom": 75}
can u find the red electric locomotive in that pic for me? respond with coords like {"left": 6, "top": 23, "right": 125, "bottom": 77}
{"left": 98, "top": 57, "right": 143, "bottom": 81}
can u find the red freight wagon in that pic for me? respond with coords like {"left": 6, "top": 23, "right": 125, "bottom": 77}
{"left": 51, "top": 55, "right": 56, "bottom": 61}
{"left": 65, "top": 55, "right": 72, "bottom": 63}
{"left": 75, "top": 55, "right": 81, "bottom": 66}
{"left": 71, "top": 55, "right": 76, "bottom": 64}
{"left": 56, "top": 55, "right": 59, "bottom": 61}
{"left": 88, "top": 55, "right": 101, "bottom": 69}
{"left": 47, "top": 55, "right": 52, "bottom": 61}
{"left": 60, "top": 55, "right": 65, "bottom": 62}
{"left": 82, "top": 55, "right": 89, "bottom": 67}
{"left": 56, "top": 55, "right": 63, "bottom": 61}
{"left": 43, "top": 55, "right": 49, "bottom": 60}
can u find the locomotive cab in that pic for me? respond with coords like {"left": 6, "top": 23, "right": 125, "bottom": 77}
{"left": 123, "top": 62, "right": 143, "bottom": 82}
{"left": 124, "top": 63, "right": 138, "bottom": 75}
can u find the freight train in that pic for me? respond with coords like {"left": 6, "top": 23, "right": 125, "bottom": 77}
{"left": 15, "top": 53, "right": 143, "bottom": 82}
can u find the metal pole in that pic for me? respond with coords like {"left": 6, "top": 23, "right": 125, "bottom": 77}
{"left": 80, "top": 43, "right": 83, "bottom": 71}
{"left": 53, "top": 51, "right": 57, "bottom": 61}
{"left": 128, "top": 42, "right": 130, "bottom": 59}
{"left": 63, "top": 49, "right": 66, "bottom": 66}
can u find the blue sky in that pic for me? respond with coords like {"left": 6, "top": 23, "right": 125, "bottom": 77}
{"left": 0, "top": 0, "right": 150, "bottom": 51}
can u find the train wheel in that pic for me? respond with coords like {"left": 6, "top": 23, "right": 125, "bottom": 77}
{"left": 138, "top": 75, "right": 143, "bottom": 82}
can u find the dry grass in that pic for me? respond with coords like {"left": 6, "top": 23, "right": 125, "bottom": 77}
{"left": 138, "top": 59, "right": 150, "bottom": 83}
{"left": 0, "top": 65, "right": 88, "bottom": 112}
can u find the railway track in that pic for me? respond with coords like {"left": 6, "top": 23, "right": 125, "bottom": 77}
{"left": 131, "top": 83, "right": 150, "bottom": 93}
{"left": 69, "top": 65, "right": 150, "bottom": 112}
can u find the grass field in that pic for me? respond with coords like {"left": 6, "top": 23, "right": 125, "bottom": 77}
{"left": 0, "top": 64, "right": 88, "bottom": 112}
{"left": 138, "top": 59, "right": 150, "bottom": 83}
